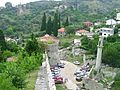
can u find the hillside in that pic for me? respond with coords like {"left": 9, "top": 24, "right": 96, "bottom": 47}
{"left": 0, "top": 0, "right": 120, "bottom": 37}
{"left": 65, "top": 0, "right": 120, "bottom": 14}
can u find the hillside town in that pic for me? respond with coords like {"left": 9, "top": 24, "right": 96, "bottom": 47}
{"left": 0, "top": 0, "right": 120, "bottom": 90}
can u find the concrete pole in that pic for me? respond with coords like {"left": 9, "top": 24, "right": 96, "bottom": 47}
{"left": 83, "top": 54, "right": 86, "bottom": 65}
{"left": 72, "top": 46, "right": 75, "bottom": 56}
{"left": 95, "top": 36, "right": 104, "bottom": 71}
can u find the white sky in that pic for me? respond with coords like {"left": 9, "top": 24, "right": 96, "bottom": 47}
{"left": 0, "top": 0, "right": 55, "bottom": 7}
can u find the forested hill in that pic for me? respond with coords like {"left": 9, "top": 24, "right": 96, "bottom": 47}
{"left": 64, "top": 0, "right": 120, "bottom": 14}
{"left": 0, "top": 0, "right": 120, "bottom": 37}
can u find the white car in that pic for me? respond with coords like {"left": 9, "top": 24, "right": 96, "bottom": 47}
{"left": 73, "top": 61, "right": 80, "bottom": 65}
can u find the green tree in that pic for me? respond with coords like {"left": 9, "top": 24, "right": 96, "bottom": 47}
{"left": 0, "top": 50, "right": 4, "bottom": 62}
{"left": 5, "top": 26, "right": 14, "bottom": 36}
{"left": 5, "top": 63, "right": 26, "bottom": 89}
{"left": 40, "top": 13, "right": 46, "bottom": 31}
{"left": 0, "top": 30, "right": 7, "bottom": 51}
{"left": 6, "top": 41, "right": 19, "bottom": 53}
{"left": 102, "top": 42, "right": 120, "bottom": 68}
{"left": 114, "top": 24, "right": 120, "bottom": 34}
{"left": 58, "top": 13, "right": 61, "bottom": 29}
{"left": 46, "top": 17, "right": 52, "bottom": 35}
{"left": 0, "top": 74, "right": 17, "bottom": 90}
{"left": 5, "top": 2, "right": 13, "bottom": 9}
{"left": 112, "top": 72, "right": 120, "bottom": 90}
{"left": 64, "top": 16, "right": 69, "bottom": 27}
{"left": 25, "top": 34, "right": 40, "bottom": 55}
{"left": 81, "top": 35, "right": 99, "bottom": 54}
{"left": 53, "top": 11, "right": 59, "bottom": 37}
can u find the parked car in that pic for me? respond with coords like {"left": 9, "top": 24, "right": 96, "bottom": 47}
{"left": 50, "top": 65, "right": 59, "bottom": 70}
{"left": 73, "top": 61, "right": 80, "bottom": 65}
{"left": 57, "top": 63, "right": 65, "bottom": 68}
{"left": 53, "top": 76, "right": 63, "bottom": 84}
{"left": 74, "top": 68, "right": 81, "bottom": 75}
{"left": 76, "top": 74, "right": 82, "bottom": 81}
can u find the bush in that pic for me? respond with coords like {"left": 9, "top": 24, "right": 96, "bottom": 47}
{"left": 3, "top": 50, "right": 14, "bottom": 59}
{"left": 62, "top": 42, "right": 70, "bottom": 48}
{"left": 112, "top": 72, "right": 120, "bottom": 90}
{"left": 102, "top": 42, "right": 120, "bottom": 68}
{"left": 0, "top": 52, "right": 43, "bottom": 89}
{"left": 0, "top": 74, "right": 18, "bottom": 90}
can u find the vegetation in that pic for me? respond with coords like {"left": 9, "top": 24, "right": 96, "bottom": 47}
{"left": 81, "top": 35, "right": 99, "bottom": 54}
{"left": 112, "top": 72, "right": 120, "bottom": 90}
{"left": 1, "top": 0, "right": 120, "bottom": 89}
{"left": 46, "top": 16, "right": 52, "bottom": 35}
{"left": 0, "top": 31, "right": 44, "bottom": 90}
{"left": 53, "top": 11, "right": 60, "bottom": 36}
{"left": 60, "top": 34, "right": 80, "bottom": 48}
{"left": 40, "top": 13, "right": 46, "bottom": 31}
{"left": 0, "top": 30, "right": 7, "bottom": 51}
{"left": 23, "top": 70, "right": 39, "bottom": 90}
{"left": 56, "top": 84, "right": 65, "bottom": 90}
{"left": 1, "top": 0, "right": 119, "bottom": 37}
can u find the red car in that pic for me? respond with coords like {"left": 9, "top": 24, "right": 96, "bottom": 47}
{"left": 53, "top": 76, "right": 63, "bottom": 84}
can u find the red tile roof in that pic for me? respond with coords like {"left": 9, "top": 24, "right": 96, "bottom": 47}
{"left": 77, "top": 29, "right": 89, "bottom": 33}
{"left": 40, "top": 34, "right": 59, "bottom": 43}
{"left": 58, "top": 28, "right": 65, "bottom": 33}
{"left": 83, "top": 21, "right": 93, "bottom": 27}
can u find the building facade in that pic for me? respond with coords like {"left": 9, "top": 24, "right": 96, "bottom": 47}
{"left": 99, "top": 28, "right": 114, "bottom": 37}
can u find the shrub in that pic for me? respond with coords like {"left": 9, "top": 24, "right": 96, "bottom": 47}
{"left": 3, "top": 50, "right": 13, "bottom": 59}
{"left": 0, "top": 74, "right": 18, "bottom": 90}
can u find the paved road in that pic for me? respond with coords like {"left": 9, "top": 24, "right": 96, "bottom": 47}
{"left": 60, "top": 61, "right": 81, "bottom": 90}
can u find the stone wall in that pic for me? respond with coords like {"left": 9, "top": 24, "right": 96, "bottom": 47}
{"left": 47, "top": 43, "right": 60, "bottom": 66}
{"left": 35, "top": 62, "right": 49, "bottom": 90}
{"left": 35, "top": 54, "right": 56, "bottom": 90}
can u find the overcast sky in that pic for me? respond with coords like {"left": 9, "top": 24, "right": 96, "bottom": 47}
{"left": 0, "top": 0, "right": 61, "bottom": 7}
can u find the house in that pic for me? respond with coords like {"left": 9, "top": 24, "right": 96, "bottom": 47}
{"left": 116, "top": 13, "right": 120, "bottom": 20}
{"left": 85, "top": 32, "right": 95, "bottom": 38}
{"left": 75, "top": 29, "right": 89, "bottom": 36}
{"left": 5, "top": 37, "right": 17, "bottom": 43}
{"left": 106, "top": 19, "right": 117, "bottom": 26}
{"left": 94, "top": 22, "right": 102, "bottom": 26}
{"left": 75, "top": 29, "right": 94, "bottom": 38}
{"left": 58, "top": 28, "right": 65, "bottom": 37}
{"left": 83, "top": 21, "right": 93, "bottom": 27}
{"left": 99, "top": 28, "right": 114, "bottom": 37}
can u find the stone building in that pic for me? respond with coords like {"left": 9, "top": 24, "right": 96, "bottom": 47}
{"left": 17, "top": 4, "right": 30, "bottom": 15}
{"left": 40, "top": 34, "right": 60, "bottom": 66}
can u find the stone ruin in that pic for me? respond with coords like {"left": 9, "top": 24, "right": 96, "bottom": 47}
{"left": 47, "top": 43, "right": 60, "bottom": 66}
{"left": 39, "top": 34, "right": 60, "bottom": 66}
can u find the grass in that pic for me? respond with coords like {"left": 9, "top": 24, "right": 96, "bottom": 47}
{"left": 59, "top": 34, "right": 80, "bottom": 48}
{"left": 23, "top": 69, "right": 39, "bottom": 90}
{"left": 60, "top": 34, "right": 80, "bottom": 44}
{"left": 56, "top": 84, "right": 66, "bottom": 90}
